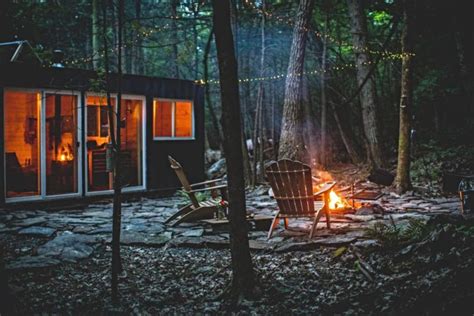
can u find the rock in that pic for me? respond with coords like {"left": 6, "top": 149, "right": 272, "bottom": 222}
{"left": 119, "top": 231, "right": 172, "bottom": 246}
{"left": 345, "top": 214, "right": 377, "bottom": 222}
{"left": 367, "top": 169, "right": 394, "bottom": 186}
{"left": 0, "top": 227, "right": 20, "bottom": 234}
{"left": 274, "top": 241, "right": 320, "bottom": 252}
{"left": 168, "top": 236, "right": 229, "bottom": 249}
{"left": 18, "top": 226, "right": 56, "bottom": 237}
{"left": 249, "top": 240, "right": 272, "bottom": 251}
{"left": 37, "top": 231, "right": 97, "bottom": 262}
{"left": 6, "top": 256, "right": 61, "bottom": 270}
{"left": 181, "top": 228, "right": 204, "bottom": 237}
{"left": 14, "top": 217, "right": 47, "bottom": 227}
{"left": 401, "top": 203, "right": 421, "bottom": 210}
{"left": 353, "top": 239, "right": 380, "bottom": 249}
{"left": 356, "top": 204, "right": 385, "bottom": 215}
{"left": 314, "top": 235, "right": 357, "bottom": 247}
{"left": 206, "top": 158, "right": 226, "bottom": 179}
{"left": 205, "top": 149, "right": 222, "bottom": 164}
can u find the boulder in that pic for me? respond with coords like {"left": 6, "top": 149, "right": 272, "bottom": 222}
{"left": 367, "top": 169, "right": 394, "bottom": 186}
{"left": 206, "top": 158, "right": 226, "bottom": 179}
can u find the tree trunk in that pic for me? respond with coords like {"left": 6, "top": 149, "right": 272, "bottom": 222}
{"left": 92, "top": 0, "right": 100, "bottom": 70}
{"left": 278, "top": 0, "right": 315, "bottom": 162}
{"left": 212, "top": 0, "right": 255, "bottom": 298}
{"left": 395, "top": 0, "right": 414, "bottom": 193}
{"left": 302, "top": 77, "right": 317, "bottom": 166}
{"left": 103, "top": 0, "right": 124, "bottom": 302}
{"left": 134, "top": 0, "right": 144, "bottom": 75}
{"left": 253, "top": 1, "right": 266, "bottom": 185}
{"left": 320, "top": 15, "right": 329, "bottom": 167}
{"left": 346, "top": 0, "right": 383, "bottom": 167}
{"left": 170, "top": 0, "right": 180, "bottom": 78}
{"left": 203, "top": 28, "right": 223, "bottom": 150}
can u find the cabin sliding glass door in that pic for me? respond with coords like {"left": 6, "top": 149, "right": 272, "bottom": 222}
{"left": 85, "top": 95, "right": 144, "bottom": 193}
{"left": 4, "top": 90, "right": 41, "bottom": 199}
{"left": 44, "top": 93, "right": 79, "bottom": 196}
{"left": 3, "top": 89, "right": 81, "bottom": 201}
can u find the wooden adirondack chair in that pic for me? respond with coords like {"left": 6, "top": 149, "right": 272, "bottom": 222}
{"left": 165, "top": 156, "right": 228, "bottom": 226}
{"left": 265, "top": 159, "right": 336, "bottom": 239}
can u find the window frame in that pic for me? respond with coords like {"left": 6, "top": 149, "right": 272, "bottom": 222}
{"left": 153, "top": 98, "right": 195, "bottom": 141}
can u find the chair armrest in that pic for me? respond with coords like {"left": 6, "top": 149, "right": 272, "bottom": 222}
{"left": 314, "top": 181, "right": 336, "bottom": 197}
{"left": 185, "top": 184, "right": 228, "bottom": 193}
{"left": 189, "top": 178, "right": 226, "bottom": 188}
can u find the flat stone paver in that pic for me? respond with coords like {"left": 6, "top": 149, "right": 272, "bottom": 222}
{"left": 0, "top": 186, "right": 466, "bottom": 271}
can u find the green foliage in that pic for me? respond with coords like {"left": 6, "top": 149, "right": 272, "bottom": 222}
{"left": 368, "top": 10, "right": 392, "bottom": 26}
{"left": 411, "top": 144, "right": 474, "bottom": 187}
{"left": 455, "top": 225, "right": 474, "bottom": 237}
{"left": 365, "top": 217, "right": 431, "bottom": 248}
{"left": 176, "top": 190, "right": 210, "bottom": 203}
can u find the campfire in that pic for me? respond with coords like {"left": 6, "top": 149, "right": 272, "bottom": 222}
{"left": 329, "top": 190, "right": 348, "bottom": 210}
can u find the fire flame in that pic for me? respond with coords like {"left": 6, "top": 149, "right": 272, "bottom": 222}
{"left": 328, "top": 190, "right": 347, "bottom": 210}
{"left": 58, "top": 144, "right": 74, "bottom": 162}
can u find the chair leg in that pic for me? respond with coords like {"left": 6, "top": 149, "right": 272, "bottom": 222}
{"left": 310, "top": 208, "right": 324, "bottom": 238}
{"left": 284, "top": 217, "right": 289, "bottom": 229}
{"left": 325, "top": 207, "right": 331, "bottom": 229}
{"left": 267, "top": 213, "right": 280, "bottom": 239}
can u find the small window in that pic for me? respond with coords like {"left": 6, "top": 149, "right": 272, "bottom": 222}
{"left": 153, "top": 99, "right": 194, "bottom": 140}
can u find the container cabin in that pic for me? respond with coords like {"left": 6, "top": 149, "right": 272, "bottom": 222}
{"left": 0, "top": 50, "right": 205, "bottom": 206}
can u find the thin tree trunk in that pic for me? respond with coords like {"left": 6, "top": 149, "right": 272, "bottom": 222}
{"left": 331, "top": 101, "right": 362, "bottom": 164}
{"left": 395, "top": 0, "right": 414, "bottom": 193}
{"left": 212, "top": 0, "right": 255, "bottom": 298}
{"left": 106, "top": 0, "right": 124, "bottom": 302}
{"left": 231, "top": 1, "right": 252, "bottom": 185}
{"left": 302, "top": 78, "right": 317, "bottom": 166}
{"left": 203, "top": 28, "right": 223, "bottom": 149}
{"left": 170, "top": 0, "right": 180, "bottom": 78}
{"left": 320, "top": 15, "right": 328, "bottom": 167}
{"left": 92, "top": 0, "right": 100, "bottom": 70}
{"left": 193, "top": 2, "right": 199, "bottom": 79}
{"left": 278, "top": 0, "right": 315, "bottom": 162}
{"left": 347, "top": 0, "right": 383, "bottom": 167}
{"left": 252, "top": 1, "right": 266, "bottom": 185}
{"left": 134, "top": 0, "right": 144, "bottom": 74}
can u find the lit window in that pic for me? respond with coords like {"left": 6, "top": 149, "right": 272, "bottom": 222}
{"left": 153, "top": 99, "right": 194, "bottom": 139}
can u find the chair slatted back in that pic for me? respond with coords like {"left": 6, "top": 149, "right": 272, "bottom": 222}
{"left": 266, "top": 159, "right": 315, "bottom": 217}
{"left": 168, "top": 156, "right": 200, "bottom": 208}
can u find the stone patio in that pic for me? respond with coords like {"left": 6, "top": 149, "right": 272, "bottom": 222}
{"left": 0, "top": 185, "right": 464, "bottom": 271}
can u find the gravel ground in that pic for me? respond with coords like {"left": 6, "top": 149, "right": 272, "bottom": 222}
{"left": 3, "top": 216, "right": 474, "bottom": 315}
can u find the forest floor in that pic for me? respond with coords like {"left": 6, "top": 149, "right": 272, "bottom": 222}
{"left": 1, "top": 157, "right": 474, "bottom": 314}
{"left": 2, "top": 213, "right": 474, "bottom": 315}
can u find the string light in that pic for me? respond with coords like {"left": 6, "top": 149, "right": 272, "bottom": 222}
{"left": 247, "top": 2, "right": 412, "bottom": 60}
{"left": 195, "top": 52, "right": 415, "bottom": 85}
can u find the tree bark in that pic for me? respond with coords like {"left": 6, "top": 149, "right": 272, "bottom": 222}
{"left": 104, "top": 0, "right": 124, "bottom": 303}
{"left": 170, "top": 0, "right": 180, "bottom": 78}
{"left": 92, "top": 0, "right": 100, "bottom": 70}
{"left": 395, "top": 0, "right": 414, "bottom": 193}
{"left": 133, "top": 0, "right": 144, "bottom": 75}
{"left": 253, "top": 1, "right": 266, "bottom": 185}
{"left": 347, "top": 0, "right": 383, "bottom": 167}
{"left": 203, "top": 28, "right": 223, "bottom": 150}
{"left": 320, "top": 14, "right": 329, "bottom": 167}
{"left": 212, "top": 0, "right": 255, "bottom": 298}
{"left": 278, "top": 0, "right": 315, "bottom": 162}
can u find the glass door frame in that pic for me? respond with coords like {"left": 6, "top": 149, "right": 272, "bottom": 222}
{"left": 84, "top": 93, "right": 147, "bottom": 196}
{"left": 3, "top": 88, "right": 83, "bottom": 202}
{"left": 41, "top": 89, "right": 83, "bottom": 200}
